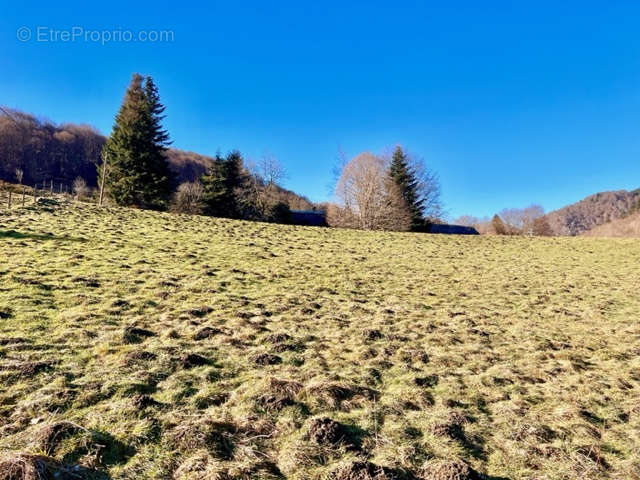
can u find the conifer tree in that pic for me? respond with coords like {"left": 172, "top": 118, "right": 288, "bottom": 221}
{"left": 389, "top": 146, "right": 424, "bottom": 229}
{"left": 100, "top": 73, "right": 172, "bottom": 210}
{"left": 201, "top": 152, "right": 228, "bottom": 217}
{"left": 201, "top": 150, "right": 247, "bottom": 218}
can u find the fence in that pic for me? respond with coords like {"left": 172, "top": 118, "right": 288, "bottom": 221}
{"left": 0, "top": 180, "right": 77, "bottom": 209}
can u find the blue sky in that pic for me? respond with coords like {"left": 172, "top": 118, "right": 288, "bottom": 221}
{"left": 2, "top": 1, "right": 639, "bottom": 219}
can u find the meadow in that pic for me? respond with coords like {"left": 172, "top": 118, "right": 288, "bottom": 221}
{"left": 0, "top": 199, "right": 639, "bottom": 480}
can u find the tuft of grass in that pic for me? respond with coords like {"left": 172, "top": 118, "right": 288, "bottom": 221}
{"left": 1, "top": 200, "right": 640, "bottom": 479}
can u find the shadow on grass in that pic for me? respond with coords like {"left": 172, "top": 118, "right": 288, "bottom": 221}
{"left": 0, "top": 230, "right": 86, "bottom": 242}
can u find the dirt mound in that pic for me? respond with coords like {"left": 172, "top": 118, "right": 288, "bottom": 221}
{"left": 193, "top": 327, "right": 222, "bottom": 340}
{"left": 0, "top": 454, "right": 65, "bottom": 480}
{"left": 255, "top": 377, "right": 303, "bottom": 411}
{"left": 415, "top": 375, "right": 439, "bottom": 388}
{"left": 256, "top": 394, "right": 295, "bottom": 411}
{"left": 431, "top": 411, "right": 469, "bottom": 440}
{"left": 305, "top": 381, "right": 379, "bottom": 409}
{"left": 264, "top": 332, "right": 291, "bottom": 344}
{"left": 308, "top": 417, "right": 346, "bottom": 445}
{"left": 123, "top": 326, "right": 155, "bottom": 343}
{"left": 272, "top": 342, "right": 305, "bottom": 353}
{"left": 267, "top": 377, "right": 303, "bottom": 397}
{"left": 362, "top": 329, "right": 383, "bottom": 341}
{"left": 36, "top": 422, "right": 83, "bottom": 455}
{"left": 330, "top": 461, "right": 400, "bottom": 480}
{"left": 125, "top": 350, "right": 157, "bottom": 362}
{"left": 0, "top": 337, "right": 28, "bottom": 345}
{"left": 131, "top": 394, "right": 160, "bottom": 409}
{"left": 17, "top": 361, "right": 53, "bottom": 377}
{"left": 253, "top": 353, "right": 282, "bottom": 366}
{"left": 167, "top": 416, "right": 274, "bottom": 462}
{"left": 167, "top": 419, "right": 237, "bottom": 459}
{"left": 418, "top": 459, "right": 481, "bottom": 480}
{"left": 180, "top": 353, "right": 210, "bottom": 368}
{"left": 195, "top": 392, "right": 229, "bottom": 409}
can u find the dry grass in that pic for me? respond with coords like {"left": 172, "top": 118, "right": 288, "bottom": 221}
{"left": 1, "top": 199, "right": 639, "bottom": 479}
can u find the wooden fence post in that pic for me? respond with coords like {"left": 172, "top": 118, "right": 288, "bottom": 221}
{"left": 99, "top": 151, "right": 108, "bottom": 206}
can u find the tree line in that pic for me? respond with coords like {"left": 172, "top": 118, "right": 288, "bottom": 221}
{"left": 93, "top": 73, "right": 445, "bottom": 230}
{"left": 0, "top": 78, "right": 314, "bottom": 219}
{"left": 1, "top": 73, "right": 444, "bottom": 231}
{"left": 96, "top": 73, "right": 313, "bottom": 221}
{"left": 454, "top": 205, "right": 553, "bottom": 236}
{"left": 1, "top": 73, "right": 557, "bottom": 235}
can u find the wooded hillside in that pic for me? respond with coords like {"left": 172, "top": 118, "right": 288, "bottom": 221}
{"left": 545, "top": 189, "right": 640, "bottom": 236}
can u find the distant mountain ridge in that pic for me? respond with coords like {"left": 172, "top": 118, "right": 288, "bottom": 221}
{"left": 545, "top": 189, "right": 640, "bottom": 236}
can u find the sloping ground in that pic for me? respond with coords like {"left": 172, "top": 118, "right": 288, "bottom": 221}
{"left": 1, "top": 201, "right": 639, "bottom": 480}
{"left": 582, "top": 211, "right": 640, "bottom": 238}
{"left": 545, "top": 189, "right": 640, "bottom": 236}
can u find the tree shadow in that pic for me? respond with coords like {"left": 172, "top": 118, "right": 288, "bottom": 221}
{"left": 0, "top": 230, "right": 85, "bottom": 242}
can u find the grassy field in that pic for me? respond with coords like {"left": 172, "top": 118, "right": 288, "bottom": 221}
{"left": 0, "top": 199, "right": 639, "bottom": 480}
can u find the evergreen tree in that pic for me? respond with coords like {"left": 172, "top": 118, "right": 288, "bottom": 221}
{"left": 100, "top": 73, "right": 172, "bottom": 210}
{"left": 201, "top": 150, "right": 247, "bottom": 218}
{"left": 389, "top": 146, "right": 424, "bottom": 229}
{"left": 201, "top": 152, "right": 228, "bottom": 216}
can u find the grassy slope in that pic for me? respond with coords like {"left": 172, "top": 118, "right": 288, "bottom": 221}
{"left": 0, "top": 200, "right": 639, "bottom": 479}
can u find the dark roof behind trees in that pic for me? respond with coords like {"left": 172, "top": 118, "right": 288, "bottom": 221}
{"left": 290, "top": 210, "right": 327, "bottom": 227}
{"left": 428, "top": 224, "right": 479, "bottom": 235}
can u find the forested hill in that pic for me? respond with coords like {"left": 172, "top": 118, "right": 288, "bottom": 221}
{"left": 545, "top": 189, "right": 640, "bottom": 236}
{"left": 0, "top": 108, "right": 314, "bottom": 210}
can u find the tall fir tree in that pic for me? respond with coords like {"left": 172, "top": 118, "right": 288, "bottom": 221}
{"left": 389, "top": 146, "right": 424, "bottom": 229}
{"left": 201, "top": 151, "right": 228, "bottom": 217}
{"left": 201, "top": 150, "right": 247, "bottom": 218}
{"left": 100, "top": 73, "right": 172, "bottom": 210}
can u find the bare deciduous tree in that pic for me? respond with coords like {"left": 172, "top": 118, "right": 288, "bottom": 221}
{"left": 331, "top": 152, "right": 411, "bottom": 231}
{"left": 453, "top": 215, "right": 479, "bottom": 227}
{"left": 258, "top": 154, "right": 286, "bottom": 187}
{"left": 409, "top": 157, "right": 443, "bottom": 222}
{"left": 14, "top": 168, "right": 26, "bottom": 206}
{"left": 73, "top": 177, "right": 90, "bottom": 200}
{"left": 499, "top": 204, "right": 545, "bottom": 235}
{"left": 171, "top": 181, "right": 204, "bottom": 214}
{"left": 457, "top": 205, "right": 548, "bottom": 236}
{"left": 244, "top": 155, "right": 290, "bottom": 220}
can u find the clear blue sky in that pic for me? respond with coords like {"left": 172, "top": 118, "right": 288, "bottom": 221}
{"left": 2, "top": 1, "right": 639, "bottom": 219}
